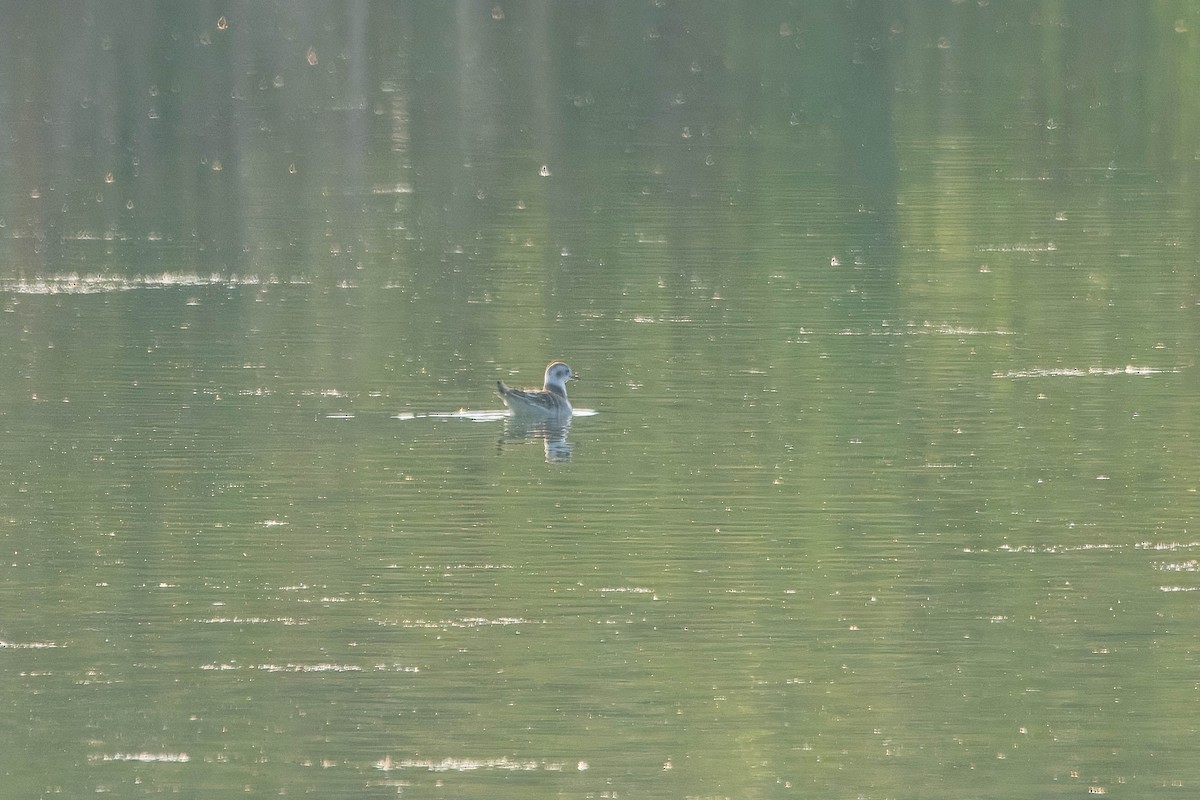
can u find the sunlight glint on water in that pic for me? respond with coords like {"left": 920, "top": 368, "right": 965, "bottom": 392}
{"left": 2, "top": 4, "right": 1199, "bottom": 798}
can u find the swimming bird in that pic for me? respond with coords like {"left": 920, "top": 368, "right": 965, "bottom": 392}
{"left": 496, "top": 361, "right": 577, "bottom": 418}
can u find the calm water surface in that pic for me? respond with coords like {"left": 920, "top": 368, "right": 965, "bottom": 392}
{"left": 3, "top": 3, "right": 1200, "bottom": 798}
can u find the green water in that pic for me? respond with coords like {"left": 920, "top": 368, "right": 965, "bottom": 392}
{"left": 3, "top": 2, "right": 1199, "bottom": 798}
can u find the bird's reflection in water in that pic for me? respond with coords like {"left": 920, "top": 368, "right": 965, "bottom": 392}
{"left": 501, "top": 415, "right": 573, "bottom": 463}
